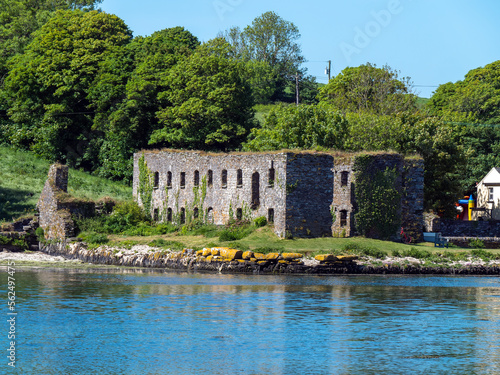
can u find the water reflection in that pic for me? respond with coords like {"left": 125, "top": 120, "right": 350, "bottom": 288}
{"left": 4, "top": 269, "right": 500, "bottom": 374}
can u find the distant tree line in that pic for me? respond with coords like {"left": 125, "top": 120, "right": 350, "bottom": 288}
{"left": 1, "top": 1, "right": 500, "bottom": 217}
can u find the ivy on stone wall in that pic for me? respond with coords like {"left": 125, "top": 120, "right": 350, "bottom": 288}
{"left": 353, "top": 155, "right": 401, "bottom": 240}
{"left": 138, "top": 155, "right": 154, "bottom": 219}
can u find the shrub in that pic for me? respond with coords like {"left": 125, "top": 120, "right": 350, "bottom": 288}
{"left": 35, "top": 227, "right": 45, "bottom": 240}
{"left": 469, "top": 238, "right": 485, "bottom": 249}
{"left": 0, "top": 235, "right": 10, "bottom": 245}
{"left": 341, "top": 242, "right": 387, "bottom": 259}
{"left": 219, "top": 229, "right": 240, "bottom": 242}
{"left": 12, "top": 238, "right": 28, "bottom": 250}
{"left": 253, "top": 246, "right": 285, "bottom": 254}
{"left": 401, "top": 247, "right": 432, "bottom": 259}
{"left": 254, "top": 216, "right": 267, "bottom": 227}
{"left": 218, "top": 223, "right": 255, "bottom": 242}
{"left": 470, "top": 249, "right": 496, "bottom": 261}
{"left": 106, "top": 201, "right": 149, "bottom": 232}
{"left": 78, "top": 232, "right": 109, "bottom": 245}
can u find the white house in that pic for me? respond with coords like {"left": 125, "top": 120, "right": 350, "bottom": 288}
{"left": 475, "top": 167, "right": 500, "bottom": 220}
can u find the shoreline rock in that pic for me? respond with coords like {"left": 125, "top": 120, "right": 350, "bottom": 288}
{"left": 31, "top": 241, "right": 500, "bottom": 276}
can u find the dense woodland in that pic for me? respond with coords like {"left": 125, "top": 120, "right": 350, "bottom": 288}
{"left": 1, "top": 0, "right": 500, "bottom": 217}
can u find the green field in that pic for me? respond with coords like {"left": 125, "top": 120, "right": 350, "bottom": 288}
{"left": 0, "top": 146, "right": 132, "bottom": 222}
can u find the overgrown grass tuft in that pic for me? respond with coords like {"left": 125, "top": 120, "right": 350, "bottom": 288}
{"left": 148, "top": 239, "right": 185, "bottom": 250}
{"left": 341, "top": 242, "right": 388, "bottom": 259}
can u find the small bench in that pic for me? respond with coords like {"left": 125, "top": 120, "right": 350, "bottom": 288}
{"left": 423, "top": 232, "right": 449, "bottom": 248}
{"left": 434, "top": 233, "right": 449, "bottom": 248}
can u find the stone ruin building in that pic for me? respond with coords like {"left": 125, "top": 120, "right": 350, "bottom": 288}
{"left": 37, "top": 164, "right": 112, "bottom": 239}
{"left": 133, "top": 150, "right": 424, "bottom": 241}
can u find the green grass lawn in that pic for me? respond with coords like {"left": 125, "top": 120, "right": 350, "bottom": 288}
{"left": 0, "top": 146, "right": 132, "bottom": 222}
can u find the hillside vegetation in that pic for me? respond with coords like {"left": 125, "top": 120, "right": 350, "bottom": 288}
{"left": 0, "top": 146, "right": 131, "bottom": 222}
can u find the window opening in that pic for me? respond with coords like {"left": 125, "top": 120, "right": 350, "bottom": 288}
{"left": 208, "top": 170, "right": 213, "bottom": 187}
{"left": 221, "top": 170, "right": 227, "bottom": 188}
{"left": 268, "top": 168, "right": 275, "bottom": 187}
{"left": 268, "top": 208, "right": 274, "bottom": 223}
{"left": 167, "top": 171, "right": 172, "bottom": 189}
{"left": 251, "top": 172, "right": 260, "bottom": 209}
{"left": 153, "top": 172, "right": 159, "bottom": 189}
{"left": 341, "top": 171, "right": 349, "bottom": 187}
{"left": 207, "top": 207, "right": 214, "bottom": 223}
{"left": 237, "top": 169, "right": 243, "bottom": 188}
{"left": 180, "top": 172, "right": 185, "bottom": 189}
{"left": 340, "top": 210, "right": 347, "bottom": 227}
{"left": 194, "top": 170, "right": 199, "bottom": 187}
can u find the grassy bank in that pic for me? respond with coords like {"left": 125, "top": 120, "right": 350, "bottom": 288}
{"left": 0, "top": 146, "right": 132, "bottom": 222}
{"left": 101, "top": 225, "right": 500, "bottom": 261}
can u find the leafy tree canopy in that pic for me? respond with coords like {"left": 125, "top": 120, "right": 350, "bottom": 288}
{"left": 318, "top": 63, "right": 417, "bottom": 115}
{"left": 0, "top": 0, "right": 102, "bottom": 78}
{"left": 428, "top": 60, "right": 500, "bottom": 124}
{"left": 243, "top": 104, "right": 348, "bottom": 151}
{"left": 88, "top": 26, "right": 200, "bottom": 181}
{"left": 222, "top": 11, "right": 305, "bottom": 102}
{"left": 2, "top": 9, "right": 131, "bottom": 168}
{"left": 149, "top": 38, "right": 255, "bottom": 151}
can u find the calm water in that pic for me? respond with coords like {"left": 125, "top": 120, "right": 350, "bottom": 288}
{"left": 4, "top": 268, "right": 500, "bottom": 374}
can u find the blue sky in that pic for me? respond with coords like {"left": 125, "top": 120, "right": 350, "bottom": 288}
{"left": 100, "top": 0, "right": 499, "bottom": 98}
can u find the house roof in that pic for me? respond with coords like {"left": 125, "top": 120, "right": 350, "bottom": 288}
{"left": 480, "top": 167, "right": 500, "bottom": 185}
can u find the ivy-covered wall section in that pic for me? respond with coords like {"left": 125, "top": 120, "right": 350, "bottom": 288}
{"left": 353, "top": 154, "right": 403, "bottom": 240}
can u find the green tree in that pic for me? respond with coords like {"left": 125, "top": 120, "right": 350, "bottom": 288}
{"left": 2, "top": 10, "right": 131, "bottom": 169}
{"left": 318, "top": 63, "right": 417, "bottom": 115}
{"left": 88, "top": 27, "right": 199, "bottom": 181}
{"left": 222, "top": 12, "right": 305, "bottom": 102}
{"left": 149, "top": 39, "right": 255, "bottom": 150}
{"left": 334, "top": 110, "right": 463, "bottom": 216}
{"left": 428, "top": 60, "right": 500, "bottom": 124}
{"left": 244, "top": 104, "right": 348, "bottom": 151}
{"left": 0, "top": 0, "right": 102, "bottom": 79}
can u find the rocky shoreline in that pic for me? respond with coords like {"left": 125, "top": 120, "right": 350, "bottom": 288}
{"left": 12, "top": 241, "right": 494, "bottom": 275}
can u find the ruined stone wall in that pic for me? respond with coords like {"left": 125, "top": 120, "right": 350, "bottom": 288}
{"left": 439, "top": 219, "right": 500, "bottom": 237}
{"left": 133, "top": 150, "right": 425, "bottom": 240}
{"left": 37, "top": 164, "right": 72, "bottom": 239}
{"left": 402, "top": 158, "right": 425, "bottom": 241}
{"left": 37, "top": 164, "right": 95, "bottom": 240}
{"left": 133, "top": 151, "right": 288, "bottom": 237}
{"left": 331, "top": 156, "right": 356, "bottom": 237}
{"left": 285, "top": 153, "right": 334, "bottom": 238}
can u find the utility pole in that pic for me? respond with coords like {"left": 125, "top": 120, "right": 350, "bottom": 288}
{"left": 325, "top": 60, "right": 331, "bottom": 81}
{"left": 295, "top": 71, "right": 300, "bottom": 106}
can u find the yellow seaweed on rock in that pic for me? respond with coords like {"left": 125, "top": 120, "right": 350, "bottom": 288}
{"left": 211, "top": 248, "right": 220, "bottom": 256}
{"left": 281, "top": 253, "right": 303, "bottom": 260}
{"left": 219, "top": 248, "right": 243, "bottom": 260}
{"left": 315, "top": 254, "right": 338, "bottom": 262}
{"left": 265, "top": 253, "right": 280, "bottom": 260}
{"left": 336, "top": 255, "right": 358, "bottom": 261}
{"left": 242, "top": 251, "right": 254, "bottom": 260}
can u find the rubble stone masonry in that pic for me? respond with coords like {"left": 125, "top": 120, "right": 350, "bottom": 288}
{"left": 134, "top": 150, "right": 425, "bottom": 239}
